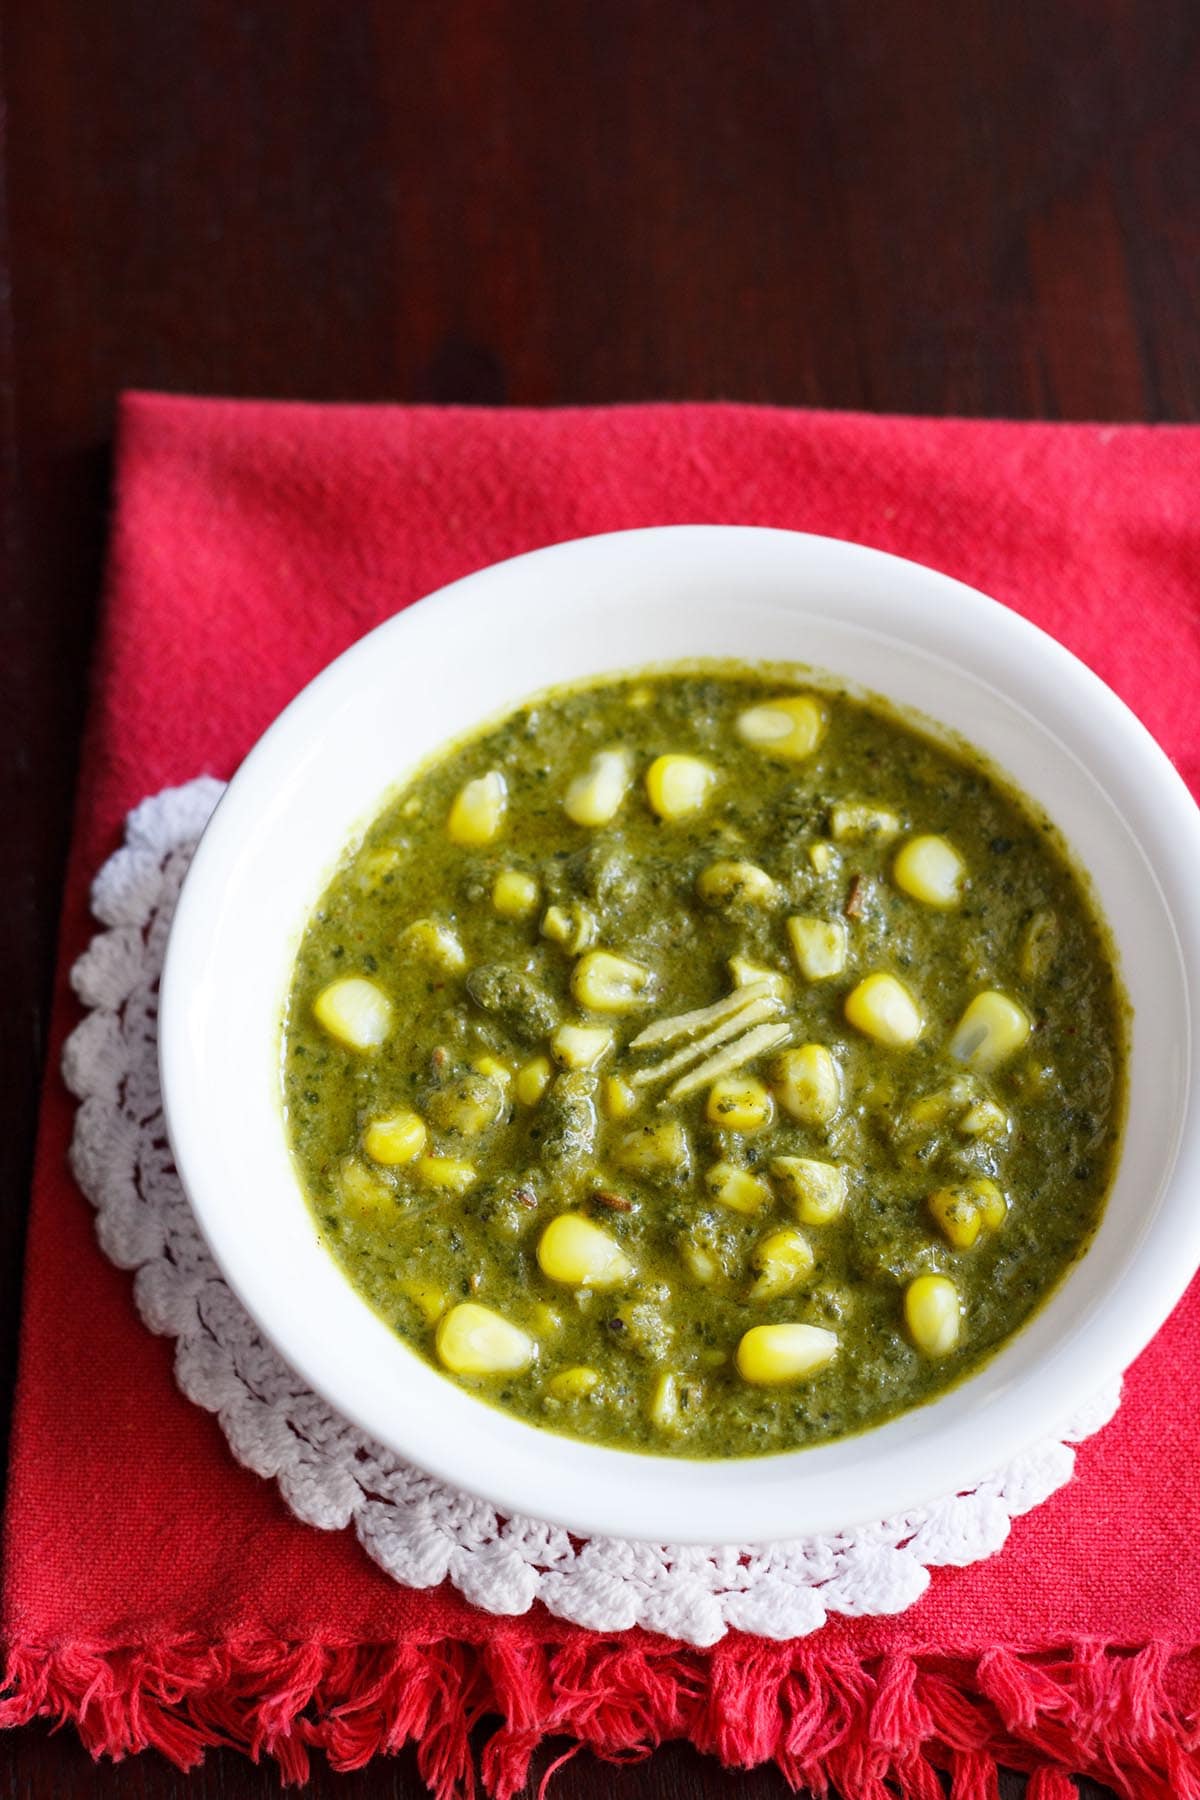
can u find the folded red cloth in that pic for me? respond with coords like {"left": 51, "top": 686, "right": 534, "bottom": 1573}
{"left": 5, "top": 395, "right": 1200, "bottom": 1798}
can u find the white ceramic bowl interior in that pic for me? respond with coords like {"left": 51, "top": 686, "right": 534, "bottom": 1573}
{"left": 159, "top": 526, "right": 1200, "bottom": 1544}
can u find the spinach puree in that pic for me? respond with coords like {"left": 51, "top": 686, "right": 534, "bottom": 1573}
{"left": 282, "top": 668, "right": 1125, "bottom": 1459}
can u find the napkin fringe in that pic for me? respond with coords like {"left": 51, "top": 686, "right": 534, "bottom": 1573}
{"left": 4, "top": 1632, "right": 1199, "bottom": 1796}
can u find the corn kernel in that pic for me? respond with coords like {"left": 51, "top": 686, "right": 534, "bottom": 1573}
{"left": 705, "top": 1160, "right": 772, "bottom": 1214}
{"left": 531, "top": 1302, "right": 562, "bottom": 1335}
{"left": 363, "top": 1110, "right": 427, "bottom": 1165}
{"left": 514, "top": 1055, "right": 553, "bottom": 1107}
{"left": 435, "top": 1302, "right": 535, "bottom": 1375}
{"left": 428, "top": 1074, "right": 504, "bottom": 1136}
{"left": 564, "top": 748, "right": 633, "bottom": 826}
{"left": 547, "top": 1364, "right": 600, "bottom": 1400}
{"left": 893, "top": 834, "right": 966, "bottom": 908}
{"left": 949, "top": 991, "right": 1032, "bottom": 1070}
{"left": 786, "top": 915, "right": 848, "bottom": 981}
{"left": 338, "top": 1158, "right": 394, "bottom": 1215}
{"left": 968, "top": 1176, "right": 1007, "bottom": 1230}
{"left": 736, "top": 1322, "right": 838, "bottom": 1384}
{"left": 728, "top": 954, "right": 791, "bottom": 998}
{"left": 696, "top": 860, "right": 776, "bottom": 907}
{"left": 749, "top": 1227, "right": 815, "bottom": 1301}
{"left": 572, "top": 950, "right": 655, "bottom": 1013}
{"left": 603, "top": 1074, "right": 640, "bottom": 1118}
{"left": 471, "top": 1054, "right": 512, "bottom": 1086}
{"left": 615, "top": 1120, "right": 691, "bottom": 1178}
{"left": 705, "top": 1075, "right": 774, "bottom": 1132}
{"left": 541, "top": 903, "right": 597, "bottom": 952}
{"left": 736, "top": 695, "right": 826, "bottom": 760}
{"left": 313, "top": 976, "right": 393, "bottom": 1050}
{"left": 831, "top": 801, "right": 902, "bottom": 842}
{"left": 649, "top": 1371, "right": 686, "bottom": 1431}
{"left": 845, "top": 972, "right": 924, "bottom": 1047}
{"left": 772, "top": 1045, "right": 841, "bottom": 1127}
{"left": 958, "top": 1099, "right": 1008, "bottom": 1139}
{"left": 904, "top": 1274, "right": 962, "bottom": 1356}
{"left": 398, "top": 1278, "right": 447, "bottom": 1324}
{"left": 399, "top": 918, "right": 467, "bottom": 971}
{"left": 680, "top": 1241, "right": 720, "bottom": 1284}
{"left": 928, "top": 1186, "right": 982, "bottom": 1249}
{"left": 414, "top": 1156, "right": 478, "bottom": 1196}
{"left": 551, "top": 1023, "right": 615, "bottom": 1069}
{"left": 537, "top": 1213, "right": 634, "bottom": 1288}
{"left": 492, "top": 869, "right": 539, "bottom": 919}
{"left": 645, "top": 754, "right": 717, "bottom": 820}
{"left": 771, "top": 1156, "right": 847, "bottom": 1224}
{"left": 808, "top": 841, "right": 838, "bottom": 874}
{"left": 446, "top": 769, "right": 507, "bottom": 846}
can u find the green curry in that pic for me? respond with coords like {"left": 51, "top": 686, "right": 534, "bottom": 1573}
{"left": 282, "top": 667, "right": 1125, "bottom": 1458}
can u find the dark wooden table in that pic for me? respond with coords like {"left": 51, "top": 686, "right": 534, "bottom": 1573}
{"left": 3, "top": 1, "right": 1197, "bottom": 1793}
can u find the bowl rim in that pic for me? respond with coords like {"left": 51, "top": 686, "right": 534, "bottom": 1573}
{"left": 159, "top": 524, "right": 1200, "bottom": 1543}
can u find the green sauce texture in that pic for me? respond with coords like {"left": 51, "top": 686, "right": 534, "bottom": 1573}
{"left": 282, "top": 667, "right": 1125, "bottom": 1459}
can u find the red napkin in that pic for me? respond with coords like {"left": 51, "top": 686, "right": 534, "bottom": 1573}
{"left": 5, "top": 395, "right": 1200, "bottom": 1799}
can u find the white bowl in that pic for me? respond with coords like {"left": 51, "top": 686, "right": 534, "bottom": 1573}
{"left": 159, "top": 525, "right": 1200, "bottom": 1545}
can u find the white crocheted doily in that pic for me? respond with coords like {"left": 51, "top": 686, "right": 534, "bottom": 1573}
{"left": 62, "top": 778, "right": 1120, "bottom": 1649}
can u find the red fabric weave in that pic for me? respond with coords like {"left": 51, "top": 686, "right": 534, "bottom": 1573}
{"left": 5, "top": 396, "right": 1200, "bottom": 1792}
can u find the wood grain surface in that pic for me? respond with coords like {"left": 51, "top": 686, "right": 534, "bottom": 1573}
{"left": 3, "top": 1, "right": 1197, "bottom": 1793}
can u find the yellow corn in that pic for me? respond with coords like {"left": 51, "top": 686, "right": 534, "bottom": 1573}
{"left": 736, "top": 1322, "right": 838, "bottom": 1384}
{"left": 649, "top": 1371, "right": 685, "bottom": 1431}
{"left": 551, "top": 1022, "right": 614, "bottom": 1069}
{"left": 446, "top": 769, "right": 507, "bottom": 846}
{"left": 435, "top": 1302, "right": 535, "bottom": 1375}
{"left": 968, "top": 1176, "right": 1007, "bottom": 1230}
{"left": 615, "top": 1120, "right": 691, "bottom": 1178}
{"left": 772, "top": 1045, "right": 841, "bottom": 1127}
{"left": 472, "top": 1054, "right": 513, "bottom": 1087}
{"left": 399, "top": 918, "right": 467, "bottom": 971}
{"left": 363, "top": 1110, "right": 427, "bottom": 1165}
{"left": 564, "top": 748, "right": 633, "bottom": 826}
{"left": 786, "top": 915, "right": 848, "bottom": 981}
{"left": 313, "top": 976, "right": 393, "bottom": 1050}
{"left": 904, "top": 1274, "right": 962, "bottom": 1356}
{"left": 572, "top": 950, "right": 655, "bottom": 1013}
{"left": 928, "top": 1186, "right": 982, "bottom": 1249}
{"left": 541, "top": 903, "right": 597, "bottom": 953}
{"left": 428, "top": 1076, "right": 504, "bottom": 1136}
{"left": 413, "top": 1156, "right": 478, "bottom": 1196}
{"left": 705, "top": 1160, "right": 772, "bottom": 1214}
{"left": 749, "top": 1227, "right": 815, "bottom": 1301}
{"left": 949, "top": 991, "right": 1032, "bottom": 1070}
{"left": 845, "top": 972, "right": 924, "bottom": 1047}
{"left": 728, "top": 955, "right": 791, "bottom": 998}
{"left": 547, "top": 1365, "right": 600, "bottom": 1400}
{"left": 680, "top": 1240, "right": 720, "bottom": 1284}
{"left": 735, "top": 695, "right": 826, "bottom": 760}
{"left": 771, "top": 1156, "right": 847, "bottom": 1224}
{"left": 808, "top": 841, "right": 837, "bottom": 874}
{"left": 696, "top": 860, "right": 776, "bottom": 907}
{"left": 830, "top": 801, "right": 901, "bottom": 842}
{"left": 531, "top": 1302, "right": 562, "bottom": 1335}
{"left": 514, "top": 1055, "right": 553, "bottom": 1107}
{"left": 492, "top": 869, "right": 539, "bottom": 919}
{"left": 645, "top": 753, "right": 717, "bottom": 820}
{"left": 706, "top": 1075, "right": 774, "bottom": 1132}
{"left": 537, "top": 1213, "right": 634, "bottom": 1288}
{"left": 893, "top": 834, "right": 965, "bottom": 908}
{"left": 398, "top": 1278, "right": 448, "bottom": 1325}
{"left": 603, "top": 1074, "right": 640, "bottom": 1118}
{"left": 958, "top": 1099, "right": 1008, "bottom": 1139}
{"left": 338, "top": 1158, "right": 394, "bottom": 1215}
